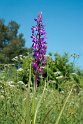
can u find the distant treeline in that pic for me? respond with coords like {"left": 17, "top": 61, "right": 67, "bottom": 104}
{"left": 0, "top": 19, "right": 32, "bottom": 63}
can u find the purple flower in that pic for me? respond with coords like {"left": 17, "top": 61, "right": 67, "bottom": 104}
{"left": 40, "top": 49, "right": 46, "bottom": 54}
{"left": 33, "top": 62, "right": 37, "bottom": 69}
{"left": 31, "top": 11, "right": 47, "bottom": 79}
{"left": 38, "top": 67, "right": 44, "bottom": 74}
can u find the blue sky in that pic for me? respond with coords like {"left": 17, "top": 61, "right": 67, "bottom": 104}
{"left": 0, "top": 0, "right": 83, "bottom": 68}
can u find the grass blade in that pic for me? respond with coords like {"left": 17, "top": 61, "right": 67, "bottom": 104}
{"left": 40, "top": 107, "right": 53, "bottom": 124}
{"left": 34, "top": 81, "right": 46, "bottom": 124}
{"left": 55, "top": 84, "right": 74, "bottom": 124}
{"left": 25, "top": 63, "right": 31, "bottom": 124}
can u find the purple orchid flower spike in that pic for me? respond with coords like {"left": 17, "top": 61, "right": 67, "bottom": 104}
{"left": 38, "top": 12, "right": 42, "bottom": 21}
{"left": 31, "top": 12, "right": 47, "bottom": 87}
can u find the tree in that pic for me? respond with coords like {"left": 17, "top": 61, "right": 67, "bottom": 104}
{"left": 0, "top": 19, "right": 31, "bottom": 63}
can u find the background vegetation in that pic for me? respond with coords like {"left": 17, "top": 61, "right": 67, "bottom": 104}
{"left": 0, "top": 20, "right": 83, "bottom": 124}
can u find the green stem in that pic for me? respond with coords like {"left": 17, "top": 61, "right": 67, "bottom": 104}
{"left": 34, "top": 81, "right": 46, "bottom": 124}
{"left": 31, "top": 82, "right": 36, "bottom": 124}
{"left": 25, "top": 63, "right": 31, "bottom": 124}
{"left": 55, "top": 84, "right": 74, "bottom": 124}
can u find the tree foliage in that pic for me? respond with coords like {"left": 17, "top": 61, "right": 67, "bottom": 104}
{"left": 0, "top": 19, "right": 31, "bottom": 63}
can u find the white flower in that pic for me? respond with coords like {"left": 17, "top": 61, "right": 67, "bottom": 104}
{"left": 15, "top": 56, "right": 18, "bottom": 59}
{"left": 17, "top": 68, "right": 23, "bottom": 72}
{"left": 20, "top": 57, "right": 23, "bottom": 60}
{"left": 0, "top": 95, "right": 4, "bottom": 99}
{"left": 0, "top": 85, "right": 3, "bottom": 88}
{"left": 19, "top": 55, "right": 23, "bottom": 60}
{"left": 71, "top": 73, "right": 78, "bottom": 76}
{"left": 56, "top": 75, "right": 63, "bottom": 79}
{"left": 7, "top": 81, "right": 14, "bottom": 85}
{"left": 9, "top": 84, "right": 15, "bottom": 88}
{"left": 18, "top": 81, "right": 24, "bottom": 85}
{"left": 60, "top": 90, "right": 65, "bottom": 94}
{"left": 7, "top": 81, "right": 15, "bottom": 87}
{"left": 12, "top": 56, "right": 18, "bottom": 61}
{"left": 23, "top": 56, "right": 26, "bottom": 58}
{"left": 19, "top": 55, "right": 23, "bottom": 57}
{"left": 12, "top": 57, "right": 18, "bottom": 61}
{"left": 54, "top": 71, "right": 61, "bottom": 75}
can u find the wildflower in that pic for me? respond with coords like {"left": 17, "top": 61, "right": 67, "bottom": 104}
{"left": 7, "top": 81, "right": 14, "bottom": 85}
{"left": 9, "top": 84, "right": 15, "bottom": 88}
{"left": 18, "top": 81, "right": 24, "bottom": 85}
{"left": 71, "top": 73, "right": 78, "bottom": 76}
{"left": 19, "top": 55, "right": 23, "bottom": 57}
{"left": 56, "top": 75, "right": 63, "bottom": 79}
{"left": 0, "top": 95, "right": 4, "bottom": 100}
{"left": 7, "top": 81, "right": 15, "bottom": 87}
{"left": 12, "top": 56, "right": 18, "bottom": 61}
{"left": 17, "top": 68, "right": 23, "bottom": 72}
{"left": 15, "top": 56, "right": 18, "bottom": 59}
{"left": 54, "top": 71, "right": 61, "bottom": 75}
{"left": 31, "top": 12, "right": 47, "bottom": 80}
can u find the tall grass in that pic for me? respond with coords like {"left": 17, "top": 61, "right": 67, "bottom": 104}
{"left": 0, "top": 65, "right": 83, "bottom": 124}
{"left": 55, "top": 84, "right": 74, "bottom": 124}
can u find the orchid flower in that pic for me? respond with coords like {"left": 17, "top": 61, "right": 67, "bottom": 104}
{"left": 31, "top": 12, "right": 47, "bottom": 81}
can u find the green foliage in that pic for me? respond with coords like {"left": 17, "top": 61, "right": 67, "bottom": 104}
{"left": 0, "top": 81, "right": 83, "bottom": 124}
{"left": 54, "top": 52, "right": 73, "bottom": 78}
{"left": 0, "top": 16, "right": 83, "bottom": 124}
{"left": 14, "top": 55, "right": 34, "bottom": 84}
{"left": 0, "top": 52, "right": 83, "bottom": 124}
{"left": 0, "top": 64, "right": 17, "bottom": 81}
{"left": 0, "top": 51, "right": 81, "bottom": 90}
{"left": 42, "top": 52, "right": 80, "bottom": 90}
